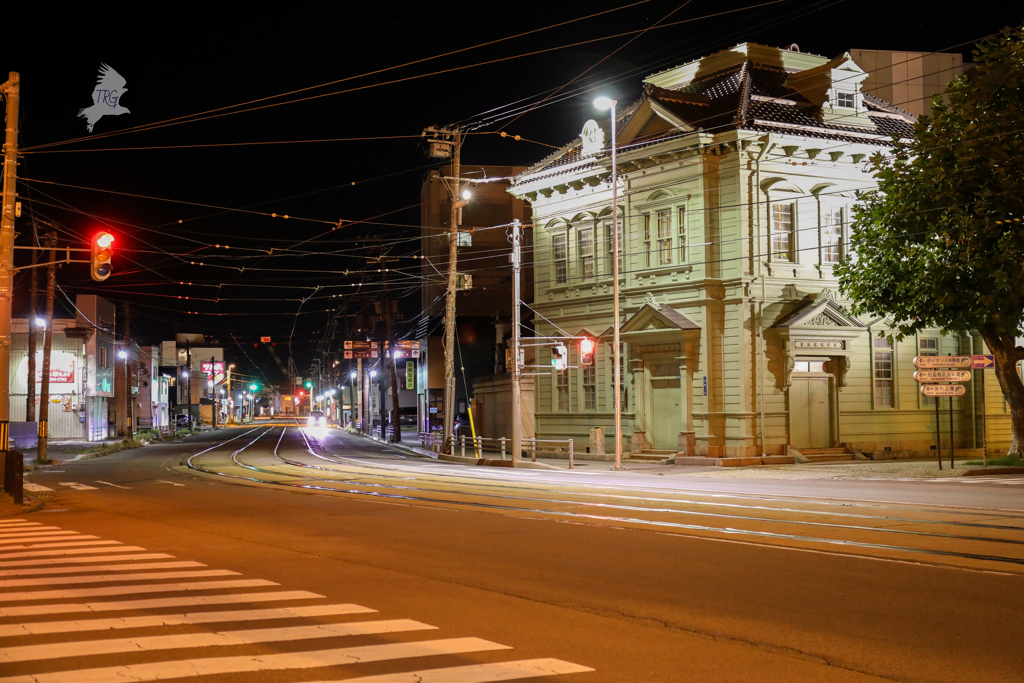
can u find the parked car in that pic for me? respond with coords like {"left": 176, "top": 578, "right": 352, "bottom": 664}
{"left": 174, "top": 414, "right": 191, "bottom": 429}
{"left": 307, "top": 410, "right": 326, "bottom": 428}
{"left": 399, "top": 408, "right": 417, "bottom": 426}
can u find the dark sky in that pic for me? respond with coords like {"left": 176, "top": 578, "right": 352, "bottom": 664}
{"left": 3, "top": 1, "right": 1018, "bottom": 385}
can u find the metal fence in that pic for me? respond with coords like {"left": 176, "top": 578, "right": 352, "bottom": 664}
{"left": 418, "top": 432, "right": 575, "bottom": 468}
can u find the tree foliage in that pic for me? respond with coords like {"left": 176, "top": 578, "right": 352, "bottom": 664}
{"left": 836, "top": 26, "right": 1024, "bottom": 453}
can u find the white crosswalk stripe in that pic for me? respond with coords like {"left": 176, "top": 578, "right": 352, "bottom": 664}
{"left": 0, "top": 603, "right": 375, "bottom": 637}
{"left": 0, "top": 524, "right": 593, "bottom": 683}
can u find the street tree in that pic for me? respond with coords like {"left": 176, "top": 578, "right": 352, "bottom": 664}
{"left": 835, "top": 26, "right": 1024, "bottom": 454}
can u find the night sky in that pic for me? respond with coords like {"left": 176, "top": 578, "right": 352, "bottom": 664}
{"left": 3, "top": 2, "right": 1018, "bottom": 386}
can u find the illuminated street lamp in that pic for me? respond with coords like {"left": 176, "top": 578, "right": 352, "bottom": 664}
{"left": 595, "top": 95, "right": 623, "bottom": 471}
{"left": 34, "top": 317, "right": 45, "bottom": 327}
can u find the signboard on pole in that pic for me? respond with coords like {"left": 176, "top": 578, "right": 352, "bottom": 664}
{"left": 913, "top": 355, "right": 972, "bottom": 369}
{"left": 913, "top": 370, "right": 972, "bottom": 383}
{"left": 973, "top": 355, "right": 995, "bottom": 369}
{"left": 394, "top": 340, "right": 420, "bottom": 350}
{"left": 392, "top": 349, "right": 420, "bottom": 359}
{"left": 921, "top": 384, "right": 966, "bottom": 397}
{"left": 344, "top": 341, "right": 379, "bottom": 350}
{"left": 343, "top": 350, "right": 378, "bottom": 359}
{"left": 406, "top": 361, "right": 415, "bottom": 390}
{"left": 260, "top": 336, "right": 271, "bottom": 343}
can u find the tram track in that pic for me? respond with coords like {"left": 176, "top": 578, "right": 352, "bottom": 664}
{"left": 180, "top": 423, "right": 1024, "bottom": 575}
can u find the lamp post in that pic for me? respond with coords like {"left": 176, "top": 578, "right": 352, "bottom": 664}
{"left": 595, "top": 96, "right": 623, "bottom": 471}
{"left": 119, "top": 350, "right": 133, "bottom": 441}
{"left": 349, "top": 371, "right": 357, "bottom": 428}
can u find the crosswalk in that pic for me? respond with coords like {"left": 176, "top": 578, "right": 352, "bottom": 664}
{"left": 0, "top": 518, "right": 592, "bottom": 682}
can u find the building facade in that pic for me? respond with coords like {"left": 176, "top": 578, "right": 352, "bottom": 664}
{"left": 511, "top": 43, "right": 1006, "bottom": 462}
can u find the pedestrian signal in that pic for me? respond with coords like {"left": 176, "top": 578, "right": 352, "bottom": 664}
{"left": 552, "top": 343, "right": 568, "bottom": 372}
{"left": 580, "top": 338, "right": 595, "bottom": 366}
{"left": 91, "top": 232, "right": 114, "bottom": 282}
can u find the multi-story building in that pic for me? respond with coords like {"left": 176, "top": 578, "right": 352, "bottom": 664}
{"left": 849, "top": 48, "right": 966, "bottom": 118}
{"left": 511, "top": 43, "right": 1003, "bottom": 463}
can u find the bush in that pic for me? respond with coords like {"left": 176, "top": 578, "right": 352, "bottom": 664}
{"left": 963, "top": 454, "right": 1024, "bottom": 467}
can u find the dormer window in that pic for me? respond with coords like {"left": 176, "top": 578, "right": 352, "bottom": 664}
{"left": 836, "top": 91, "right": 855, "bottom": 108}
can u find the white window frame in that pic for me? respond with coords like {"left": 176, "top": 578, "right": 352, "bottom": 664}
{"left": 872, "top": 335, "right": 895, "bottom": 409}
{"left": 770, "top": 201, "right": 795, "bottom": 262}
{"left": 578, "top": 226, "right": 595, "bottom": 280}
{"left": 552, "top": 232, "right": 568, "bottom": 285}
{"left": 656, "top": 209, "right": 672, "bottom": 266}
{"left": 821, "top": 205, "right": 843, "bottom": 265}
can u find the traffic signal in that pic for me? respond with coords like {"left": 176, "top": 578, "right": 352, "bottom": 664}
{"left": 305, "top": 381, "right": 312, "bottom": 389}
{"left": 297, "top": 390, "right": 304, "bottom": 397}
{"left": 551, "top": 343, "right": 567, "bottom": 372}
{"left": 91, "top": 232, "right": 114, "bottom": 282}
{"left": 249, "top": 383, "right": 258, "bottom": 391}
{"left": 580, "top": 338, "right": 595, "bottom": 366}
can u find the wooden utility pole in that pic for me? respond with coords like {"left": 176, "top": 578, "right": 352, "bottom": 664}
{"left": 210, "top": 355, "right": 217, "bottom": 429}
{"left": 37, "top": 232, "right": 57, "bottom": 464}
{"left": 442, "top": 129, "right": 465, "bottom": 455}
{"left": 0, "top": 72, "right": 21, "bottom": 449}
{"left": 123, "top": 303, "right": 133, "bottom": 441}
{"left": 370, "top": 253, "right": 402, "bottom": 442}
{"left": 26, "top": 230, "right": 38, "bottom": 422}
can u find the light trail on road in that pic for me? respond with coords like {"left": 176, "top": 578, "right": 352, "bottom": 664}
{"left": 181, "top": 422, "right": 1024, "bottom": 575}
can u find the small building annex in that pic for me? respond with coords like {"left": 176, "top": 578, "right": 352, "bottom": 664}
{"left": 510, "top": 43, "right": 1004, "bottom": 462}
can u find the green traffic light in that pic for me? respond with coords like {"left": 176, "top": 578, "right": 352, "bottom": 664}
{"left": 305, "top": 381, "right": 312, "bottom": 388}
{"left": 249, "top": 384, "right": 258, "bottom": 391}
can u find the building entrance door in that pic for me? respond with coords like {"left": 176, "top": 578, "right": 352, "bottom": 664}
{"left": 790, "top": 376, "right": 831, "bottom": 449}
{"left": 650, "top": 377, "right": 681, "bottom": 450}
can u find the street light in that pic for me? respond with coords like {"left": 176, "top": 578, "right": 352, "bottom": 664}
{"left": 118, "top": 350, "right": 127, "bottom": 360}
{"left": 595, "top": 95, "right": 623, "bottom": 471}
{"left": 34, "top": 317, "right": 45, "bottom": 327}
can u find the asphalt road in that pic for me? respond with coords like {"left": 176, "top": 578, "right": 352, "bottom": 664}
{"left": 6, "top": 420, "right": 1023, "bottom": 683}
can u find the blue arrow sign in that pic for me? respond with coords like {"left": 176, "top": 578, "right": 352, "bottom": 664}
{"left": 973, "top": 355, "right": 995, "bottom": 370}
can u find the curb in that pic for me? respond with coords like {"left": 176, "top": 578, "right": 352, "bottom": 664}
{"left": 962, "top": 467, "right": 1024, "bottom": 476}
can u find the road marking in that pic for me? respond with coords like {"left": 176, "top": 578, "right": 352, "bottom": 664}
{"left": 155, "top": 479, "right": 185, "bottom": 486}
{"left": 0, "top": 578, "right": 277, "bottom": 602}
{"left": 0, "top": 552, "right": 174, "bottom": 568}
{"left": 0, "top": 589, "right": 323, "bottom": 617}
{"left": 0, "top": 540, "right": 119, "bottom": 553}
{"left": 0, "top": 638, "right": 511, "bottom": 683}
{"left": 0, "top": 560, "right": 206, "bottom": 577}
{"left": 335, "top": 658, "right": 596, "bottom": 682}
{"left": 0, "top": 520, "right": 28, "bottom": 524}
{"left": 0, "top": 619, "right": 436, "bottom": 663}
{"left": 0, "top": 528, "right": 62, "bottom": 540}
{"left": 96, "top": 481, "right": 133, "bottom": 489}
{"left": 0, "top": 603, "right": 375, "bottom": 637}
{"left": 0, "top": 534, "right": 90, "bottom": 545}
{"left": 58, "top": 482, "right": 98, "bottom": 490}
{"left": 0, "top": 568, "right": 238, "bottom": 588}
{"left": 0, "top": 544, "right": 141, "bottom": 560}
{"left": 22, "top": 483, "right": 53, "bottom": 492}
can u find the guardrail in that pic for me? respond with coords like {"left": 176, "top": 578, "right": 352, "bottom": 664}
{"left": 417, "top": 433, "right": 575, "bottom": 468}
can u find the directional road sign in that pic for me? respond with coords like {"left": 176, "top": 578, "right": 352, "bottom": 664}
{"left": 920, "top": 384, "right": 967, "bottom": 397}
{"left": 344, "top": 341, "right": 379, "bottom": 350}
{"left": 913, "top": 370, "right": 972, "bottom": 383}
{"left": 343, "top": 350, "right": 378, "bottom": 359}
{"left": 973, "top": 354, "right": 995, "bottom": 369}
{"left": 912, "top": 355, "right": 972, "bottom": 369}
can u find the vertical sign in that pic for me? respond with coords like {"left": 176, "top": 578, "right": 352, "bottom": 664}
{"left": 406, "top": 361, "right": 415, "bottom": 390}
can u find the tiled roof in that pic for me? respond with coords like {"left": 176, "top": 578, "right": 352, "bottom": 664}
{"left": 515, "top": 52, "right": 917, "bottom": 181}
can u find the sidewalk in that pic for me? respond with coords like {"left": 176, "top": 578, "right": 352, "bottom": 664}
{"left": 351, "top": 430, "right": 1024, "bottom": 480}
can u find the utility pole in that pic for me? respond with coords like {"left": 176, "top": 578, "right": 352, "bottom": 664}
{"left": 37, "top": 232, "right": 56, "bottom": 464}
{"left": 210, "top": 355, "right": 217, "bottom": 429}
{"left": 510, "top": 219, "right": 522, "bottom": 464}
{"left": 441, "top": 129, "right": 466, "bottom": 455}
{"left": 125, "top": 303, "right": 133, "bottom": 440}
{"left": 0, "top": 72, "right": 21, "bottom": 449}
{"left": 185, "top": 342, "right": 192, "bottom": 430}
{"left": 26, "top": 223, "right": 38, "bottom": 422}
{"left": 372, "top": 254, "right": 402, "bottom": 443}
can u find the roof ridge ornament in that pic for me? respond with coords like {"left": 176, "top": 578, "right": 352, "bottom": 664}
{"left": 813, "top": 288, "right": 837, "bottom": 305}
{"left": 643, "top": 292, "right": 659, "bottom": 309}
{"left": 580, "top": 119, "right": 606, "bottom": 156}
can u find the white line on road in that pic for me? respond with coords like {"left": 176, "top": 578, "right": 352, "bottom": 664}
{"left": 0, "top": 603, "right": 374, "bottom": 637}
{"left": 0, "top": 638, "right": 511, "bottom": 683}
{"left": 0, "top": 560, "right": 205, "bottom": 577}
{"left": 0, "top": 619, "right": 436, "bottom": 663}
{"left": 330, "top": 658, "right": 596, "bottom": 682}
{"left": 22, "top": 483, "right": 52, "bottom": 492}
{"left": 0, "top": 527, "right": 62, "bottom": 537}
{"left": 96, "top": 481, "right": 133, "bottom": 489}
{"left": 58, "top": 482, "right": 98, "bottom": 490}
{"left": 0, "top": 540, "right": 118, "bottom": 553}
{"left": 0, "top": 578, "right": 277, "bottom": 603}
{"left": 0, "top": 589, "right": 323, "bottom": 617}
{"left": 155, "top": 479, "right": 185, "bottom": 486}
{"left": 0, "top": 553, "right": 173, "bottom": 568}
{"left": 0, "top": 534, "right": 89, "bottom": 545}
{"left": 0, "top": 545, "right": 140, "bottom": 560}
{"left": 0, "top": 520, "right": 27, "bottom": 524}
{"left": 0, "top": 568, "right": 238, "bottom": 588}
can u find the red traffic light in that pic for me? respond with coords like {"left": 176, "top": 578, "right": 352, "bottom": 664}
{"left": 91, "top": 232, "right": 115, "bottom": 282}
{"left": 580, "top": 338, "right": 595, "bottom": 366}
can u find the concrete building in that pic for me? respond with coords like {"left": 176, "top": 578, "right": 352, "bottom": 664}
{"left": 849, "top": 49, "right": 966, "bottom": 118}
{"left": 159, "top": 334, "right": 225, "bottom": 425}
{"left": 511, "top": 43, "right": 1005, "bottom": 464}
